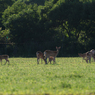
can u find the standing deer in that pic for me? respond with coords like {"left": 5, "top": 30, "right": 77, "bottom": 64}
{"left": 48, "top": 56, "right": 55, "bottom": 64}
{"left": 44, "top": 46, "right": 61, "bottom": 64}
{"left": 36, "top": 51, "right": 46, "bottom": 64}
{"left": 0, "top": 55, "right": 10, "bottom": 65}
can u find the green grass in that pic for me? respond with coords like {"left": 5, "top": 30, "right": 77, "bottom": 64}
{"left": 0, "top": 57, "right": 95, "bottom": 95}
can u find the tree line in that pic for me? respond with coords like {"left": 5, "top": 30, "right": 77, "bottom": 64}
{"left": 0, "top": 0, "right": 95, "bottom": 57}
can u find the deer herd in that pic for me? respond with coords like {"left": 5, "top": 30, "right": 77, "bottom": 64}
{"left": 0, "top": 47, "right": 95, "bottom": 65}
{"left": 36, "top": 46, "right": 61, "bottom": 64}
{"left": 37, "top": 47, "right": 95, "bottom": 64}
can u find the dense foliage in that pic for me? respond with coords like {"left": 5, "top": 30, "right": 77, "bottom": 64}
{"left": 0, "top": 0, "right": 95, "bottom": 57}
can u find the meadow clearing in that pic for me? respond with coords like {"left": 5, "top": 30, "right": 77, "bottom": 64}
{"left": 0, "top": 57, "right": 95, "bottom": 95}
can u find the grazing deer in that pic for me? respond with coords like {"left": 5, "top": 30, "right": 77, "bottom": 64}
{"left": 48, "top": 56, "right": 55, "bottom": 64}
{"left": 90, "top": 49, "right": 95, "bottom": 55}
{"left": 83, "top": 51, "right": 92, "bottom": 63}
{"left": 78, "top": 51, "right": 92, "bottom": 63}
{"left": 90, "top": 49, "right": 95, "bottom": 61}
{"left": 36, "top": 51, "right": 46, "bottom": 64}
{"left": 87, "top": 51, "right": 92, "bottom": 63}
{"left": 92, "top": 56, "right": 95, "bottom": 62}
{"left": 44, "top": 46, "right": 61, "bottom": 64}
{"left": 78, "top": 53, "right": 87, "bottom": 62}
{"left": 0, "top": 55, "right": 9, "bottom": 65}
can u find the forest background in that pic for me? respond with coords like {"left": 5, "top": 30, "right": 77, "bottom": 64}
{"left": 0, "top": 0, "right": 95, "bottom": 57}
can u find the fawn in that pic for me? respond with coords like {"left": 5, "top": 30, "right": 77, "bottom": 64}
{"left": 48, "top": 56, "right": 55, "bottom": 64}
{"left": 36, "top": 51, "right": 46, "bottom": 64}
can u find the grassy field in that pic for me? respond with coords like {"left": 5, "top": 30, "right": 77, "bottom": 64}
{"left": 0, "top": 57, "right": 95, "bottom": 95}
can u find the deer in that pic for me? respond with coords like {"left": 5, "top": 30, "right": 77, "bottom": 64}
{"left": 84, "top": 52, "right": 92, "bottom": 63}
{"left": 36, "top": 51, "right": 46, "bottom": 64}
{"left": 87, "top": 51, "right": 93, "bottom": 63}
{"left": 92, "top": 56, "right": 95, "bottom": 62}
{"left": 0, "top": 55, "right": 10, "bottom": 65}
{"left": 44, "top": 46, "right": 61, "bottom": 64}
{"left": 90, "top": 49, "right": 95, "bottom": 55}
{"left": 84, "top": 49, "right": 95, "bottom": 63}
{"left": 48, "top": 56, "right": 55, "bottom": 64}
{"left": 78, "top": 53, "right": 88, "bottom": 62}
{"left": 90, "top": 49, "right": 95, "bottom": 61}
{"left": 78, "top": 51, "right": 92, "bottom": 63}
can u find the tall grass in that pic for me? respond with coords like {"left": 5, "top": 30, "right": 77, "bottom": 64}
{"left": 0, "top": 57, "right": 95, "bottom": 94}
